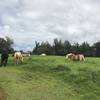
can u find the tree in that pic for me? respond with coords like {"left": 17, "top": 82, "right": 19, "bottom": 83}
{"left": 0, "top": 37, "right": 14, "bottom": 53}
{"left": 53, "top": 38, "right": 64, "bottom": 55}
{"left": 79, "top": 42, "right": 91, "bottom": 56}
{"left": 63, "top": 40, "right": 71, "bottom": 54}
{"left": 93, "top": 41, "right": 100, "bottom": 57}
{"left": 6, "top": 36, "right": 14, "bottom": 53}
{"left": 71, "top": 43, "right": 80, "bottom": 54}
{"left": 33, "top": 41, "right": 53, "bottom": 55}
{"left": 33, "top": 41, "right": 40, "bottom": 54}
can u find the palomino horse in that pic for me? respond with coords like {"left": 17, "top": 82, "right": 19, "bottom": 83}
{"left": 14, "top": 52, "right": 23, "bottom": 64}
{"left": 66, "top": 53, "right": 85, "bottom": 61}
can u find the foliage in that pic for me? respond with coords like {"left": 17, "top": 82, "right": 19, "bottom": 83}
{"left": 33, "top": 39, "right": 100, "bottom": 57}
{"left": 0, "top": 37, "right": 14, "bottom": 53}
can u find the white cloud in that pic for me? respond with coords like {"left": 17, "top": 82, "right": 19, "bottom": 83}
{"left": 0, "top": 0, "right": 100, "bottom": 50}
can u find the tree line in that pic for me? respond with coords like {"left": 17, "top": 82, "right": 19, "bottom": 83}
{"left": 1, "top": 37, "right": 100, "bottom": 57}
{"left": 32, "top": 38, "right": 100, "bottom": 57}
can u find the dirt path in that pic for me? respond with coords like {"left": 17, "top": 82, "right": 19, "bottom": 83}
{"left": 0, "top": 86, "right": 7, "bottom": 100}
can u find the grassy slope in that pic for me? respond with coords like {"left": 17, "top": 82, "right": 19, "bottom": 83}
{"left": 0, "top": 56, "right": 100, "bottom": 100}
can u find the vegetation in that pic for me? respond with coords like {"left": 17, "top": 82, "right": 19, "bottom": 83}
{"left": 0, "top": 55, "right": 100, "bottom": 100}
{"left": 33, "top": 38, "right": 100, "bottom": 57}
{"left": 0, "top": 36, "right": 100, "bottom": 57}
{"left": 0, "top": 37, "right": 14, "bottom": 53}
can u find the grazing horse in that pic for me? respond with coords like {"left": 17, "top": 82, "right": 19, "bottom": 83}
{"left": 66, "top": 53, "right": 85, "bottom": 61}
{"left": 65, "top": 53, "right": 73, "bottom": 60}
{"left": 77, "top": 54, "right": 85, "bottom": 61}
{"left": 14, "top": 52, "right": 23, "bottom": 64}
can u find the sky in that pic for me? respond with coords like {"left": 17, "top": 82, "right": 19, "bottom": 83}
{"left": 0, "top": 0, "right": 100, "bottom": 51}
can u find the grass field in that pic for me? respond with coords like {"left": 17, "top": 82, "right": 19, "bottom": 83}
{"left": 0, "top": 55, "right": 100, "bottom": 100}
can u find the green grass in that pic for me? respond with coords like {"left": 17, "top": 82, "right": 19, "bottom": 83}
{"left": 0, "top": 55, "right": 100, "bottom": 100}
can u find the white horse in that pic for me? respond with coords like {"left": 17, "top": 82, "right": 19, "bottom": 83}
{"left": 14, "top": 52, "right": 23, "bottom": 64}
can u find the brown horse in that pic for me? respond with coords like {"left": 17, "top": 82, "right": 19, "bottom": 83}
{"left": 66, "top": 53, "right": 85, "bottom": 61}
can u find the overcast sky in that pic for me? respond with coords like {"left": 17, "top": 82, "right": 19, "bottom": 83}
{"left": 0, "top": 0, "right": 100, "bottom": 51}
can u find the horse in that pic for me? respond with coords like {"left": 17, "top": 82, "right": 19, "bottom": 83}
{"left": 14, "top": 52, "right": 23, "bottom": 64}
{"left": 66, "top": 53, "right": 85, "bottom": 61}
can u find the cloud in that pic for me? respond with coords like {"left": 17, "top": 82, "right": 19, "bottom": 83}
{"left": 0, "top": 0, "right": 100, "bottom": 50}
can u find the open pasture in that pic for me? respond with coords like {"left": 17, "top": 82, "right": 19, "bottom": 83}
{"left": 0, "top": 55, "right": 100, "bottom": 100}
